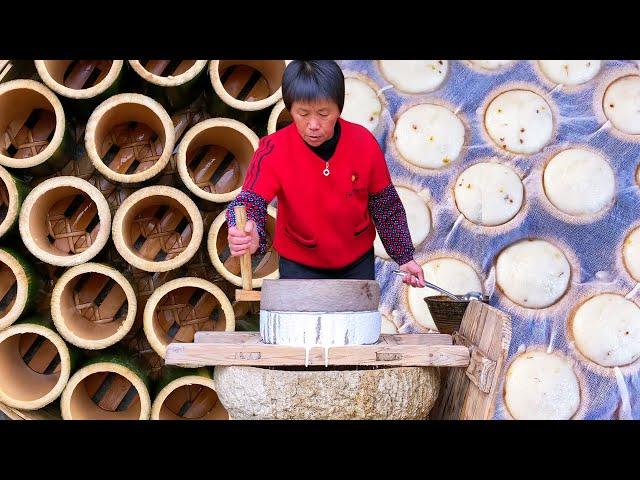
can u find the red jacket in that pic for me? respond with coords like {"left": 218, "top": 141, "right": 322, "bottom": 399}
{"left": 228, "top": 118, "right": 415, "bottom": 269}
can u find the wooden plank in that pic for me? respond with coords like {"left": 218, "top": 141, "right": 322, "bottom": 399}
{"left": 194, "top": 331, "right": 261, "bottom": 344}
{"left": 235, "top": 289, "right": 261, "bottom": 302}
{"left": 195, "top": 331, "right": 453, "bottom": 346}
{"left": 165, "top": 340, "right": 469, "bottom": 367}
{"left": 430, "top": 300, "right": 511, "bottom": 420}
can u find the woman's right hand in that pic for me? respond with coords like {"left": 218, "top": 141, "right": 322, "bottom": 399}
{"left": 228, "top": 220, "right": 259, "bottom": 256}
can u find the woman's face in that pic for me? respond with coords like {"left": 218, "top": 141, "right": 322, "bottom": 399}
{"left": 290, "top": 99, "right": 341, "bottom": 147}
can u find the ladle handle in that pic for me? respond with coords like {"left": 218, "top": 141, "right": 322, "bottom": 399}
{"left": 393, "top": 270, "right": 461, "bottom": 301}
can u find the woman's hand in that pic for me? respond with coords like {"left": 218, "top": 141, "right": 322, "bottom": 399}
{"left": 398, "top": 260, "right": 426, "bottom": 287}
{"left": 228, "top": 220, "right": 259, "bottom": 256}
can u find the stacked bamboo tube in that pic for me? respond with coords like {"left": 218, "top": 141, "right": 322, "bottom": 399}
{"left": 0, "top": 59, "right": 288, "bottom": 420}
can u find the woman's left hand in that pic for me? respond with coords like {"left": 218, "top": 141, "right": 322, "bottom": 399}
{"left": 398, "top": 260, "right": 426, "bottom": 288}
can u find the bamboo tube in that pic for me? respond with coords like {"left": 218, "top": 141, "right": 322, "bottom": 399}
{"left": 176, "top": 118, "right": 258, "bottom": 204}
{"left": 111, "top": 185, "right": 203, "bottom": 272}
{"left": 0, "top": 248, "right": 38, "bottom": 331}
{"left": 85, "top": 93, "right": 175, "bottom": 185}
{"left": 34, "top": 60, "right": 125, "bottom": 117}
{"left": 0, "top": 79, "right": 71, "bottom": 175}
{"left": 0, "top": 165, "right": 28, "bottom": 239}
{"left": 60, "top": 351, "right": 151, "bottom": 420}
{"left": 19, "top": 177, "right": 111, "bottom": 267}
{"left": 143, "top": 276, "right": 235, "bottom": 359}
{"left": 19, "top": 176, "right": 111, "bottom": 267}
{"left": 207, "top": 60, "right": 289, "bottom": 133}
{"left": 207, "top": 206, "right": 279, "bottom": 288}
{"left": 128, "top": 60, "right": 208, "bottom": 111}
{"left": 267, "top": 99, "right": 293, "bottom": 135}
{"left": 151, "top": 366, "right": 228, "bottom": 420}
{"left": 51, "top": 262, "right": 137, "bottom": 350}
{"left": 0, "top": 317, "right": 75, "bottom": 410}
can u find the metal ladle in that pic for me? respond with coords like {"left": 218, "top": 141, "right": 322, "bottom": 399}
{"left": 393, "top": 270, "right": 486, "bottom": 302}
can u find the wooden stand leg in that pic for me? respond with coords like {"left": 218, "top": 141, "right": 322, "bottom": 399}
{"left": 430, "top": 301, "right": 512, "bottom": 420}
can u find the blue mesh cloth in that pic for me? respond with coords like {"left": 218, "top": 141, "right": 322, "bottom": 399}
{"left": 336, "top": 60, "right": 640, "bottom": 419}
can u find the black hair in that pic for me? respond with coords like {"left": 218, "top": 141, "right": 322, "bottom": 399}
{"left": 282, "top": 60, "right": 345, "bottom": 112}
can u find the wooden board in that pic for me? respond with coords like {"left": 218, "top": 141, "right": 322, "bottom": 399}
{"left": 235, "top": 289, "right": 261, "bottom": 302}
{"left": 164, "top": 332, "right": 469, "bottom": 367}
{"left": 430, "top": 300, "right": 512, "bottom": 420}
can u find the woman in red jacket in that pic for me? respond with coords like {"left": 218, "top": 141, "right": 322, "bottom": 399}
{"left": 226, "top": 60, "right": 426, "bottom": 288}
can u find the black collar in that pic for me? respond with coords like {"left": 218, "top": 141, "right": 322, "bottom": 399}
{"left": 304, "top": 121, "right": 341, "bottom": 161}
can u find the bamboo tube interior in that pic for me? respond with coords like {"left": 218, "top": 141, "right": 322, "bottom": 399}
{"left": 93, "top": 103, "right": 166, "bottom": 175}
{"left": 0, "top": 88, "right": 57, "bottom": 160}
{"left": 58, "top": 272, "right": 129, "bottom": 341}
{"left": 160, "top": 383, "right": 228, "bottom": 420}
{"left": 151, "top": 286, "right": 228, "bottom": 347}
{"left": 40, "top": 61, "right": 114, "bottom": 90}
{"left": 275, "top": 107, "right": 293, "bottom": 131}
{"left": 120, "top": 195, "right": 195, "bottom": 263}
{"left": 70, "top": 370, "right": 141, "bottom": 419}
{"left": 138, "top": 60, "right": 197, "bottom": 78}
{"left": 184, "top": 126, "right": 254, "bottom": 195}
{"left": 28, "top": 186, "right": 101, "bottom": 258}
{"left": 0, "top": 332, "right": 62, "bottom": 402}
{"left": 217, "top": 61, "right": 285, "bottom": 103}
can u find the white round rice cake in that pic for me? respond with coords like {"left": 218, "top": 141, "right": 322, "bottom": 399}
{"left": 469, "top": 60, "right": 514, "bottom": 71}
{"left": 623, "top": 226, "right": 640, "bottom": 282}
{"left": 407, "top": 258, "right": 482, "bottom": 330}
{"left": 393, "top": 104, "right": 465, "bottom": 169}
{"left": 538, "top": 60, "right": 601, "bottom": 85}
{"left": 543, "top": 148, "right": 615, "bottom": 216}
{"left": 378, "top": 60, "right": 448, "bottom": 94}
{"left": 485, "top": 89, "right": 553, "bottom": 154}
{"left": 341, "top": 77, "right": 382, "bottom": 133}
{"left": 454, "top": 162, "right": 523, "bottom": 226}
{"left": 572, "top": 294, "right": 640, "bottom": 367}
{"left": 504, "top": 351, "right": 580, "bottom": 420}
{"left": 496, "top": 239, "right": 570, "bottom": 308}
{"left": 603, "top": 75, "right": 640, "bottom": 135}
{"left": 374, "top": 186, "right": 431, "bottom": 259}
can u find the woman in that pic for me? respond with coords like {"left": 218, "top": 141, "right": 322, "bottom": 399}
{"left": 226, "top": 60, "right": 426, "bottom": 288}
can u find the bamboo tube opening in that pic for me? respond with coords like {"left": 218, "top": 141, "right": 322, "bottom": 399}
{"left": 19, "top": 177, "right": 110, "bottom": 266}
{"left": 129, "top": 60, "right": 207, "bottom": 87}
{"left": 61, "top": 362, "right": 150, "bottom": 420}
{"left": 0, "top": 80, "right": 66, "bottom": 169}
{"left": 51, "top": 263, "right": 137, "bottom": 349}
{"left": 112, "top": 186, "right": 203, "bottom": 272}
{"left": 208, "top": 206, "right": 279, "bottom": 288}
{"left": 0, "top": 324, "right": 70, "bottom": 410}
{"left": 0, "top": 249, "right": 29, "bottom": 330}
{"left": 267, "top": 99, "right": 293, "bottom": 135}
{"left": 85, "top": 93, "right": 175, "bottom": 184}
{"left": 177, "top": 118, "right": 259, "bottom": 203}
{"left": 0, "top": 166, "right": 19, "bottom": 238}
{"left": 152, "top": 375, "right": 228, "bottom": 420}
{"left": 143, "top": 277, "right": 234, "bottom": 358}
{"left": 19, "top": 177, "right": 111, "bottom": 267}
{"left": 210, "top": 60, "right": 288, "bottom": 111}
{"left": 34, "top": 60, "right": 123, "bottom": 100}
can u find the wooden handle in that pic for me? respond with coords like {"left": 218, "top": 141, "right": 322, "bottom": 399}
{"left": 234, "top": 205, "right": 253, "bottom": 291}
